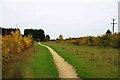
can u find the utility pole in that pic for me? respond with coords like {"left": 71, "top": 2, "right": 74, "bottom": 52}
{"left": 111, "top": 19, "right": 117, "bottom": 34}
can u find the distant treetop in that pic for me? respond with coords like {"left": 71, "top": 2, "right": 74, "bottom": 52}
{"left": 106, "top": 29, "right": 112, "bottom": 34}
{"left": 2, "top": 28, "right": 20, "bottom": 36}
{"left": 24, "top": 29, "right": 45, "bottom": 42}
{"left": 59, "top": 34, "right": 63, "bottom": 40}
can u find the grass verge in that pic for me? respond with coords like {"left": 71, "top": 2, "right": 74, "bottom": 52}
{"left": 3, "top": 42, "right": 59, "bottom": 78}
{"left": 42, "top": 41, "right": 118, "bottom": 78}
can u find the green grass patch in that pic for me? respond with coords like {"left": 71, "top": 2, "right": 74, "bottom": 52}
{"left": 3, "top": 42, "right": 59, "bottom": 78}
{"left": 42, "top": 41, "right": 118, "bottom": 78}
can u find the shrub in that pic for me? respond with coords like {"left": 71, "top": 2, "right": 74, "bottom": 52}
{"left": 2, "top": 30, "right": 33, "bottom": 63}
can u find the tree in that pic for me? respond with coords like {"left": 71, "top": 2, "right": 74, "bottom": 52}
{"left": 2, "top": 28, "right": 20, "bottom": 36}
{"left": 106, "top": 29, "right": 112, "bottom": 34}
{"left": 45, "top": 35, "right": 50, "bottom": 41}
{"left": 24, "top": 29, "right": 45, "bottom": 42}
{"left": 59, "top": 34, "right": 63, "bottom": 40}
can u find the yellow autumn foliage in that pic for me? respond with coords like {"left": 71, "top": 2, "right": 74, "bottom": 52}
{"left": 0, "top": 34, "right": 2, "bottom": 49}
{"left": 2, "top": 30, "right": 33, "bottom": 62}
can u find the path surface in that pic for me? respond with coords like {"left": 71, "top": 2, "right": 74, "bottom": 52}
{"left": 38, "top": 43, "right": 79, "bottom": 78}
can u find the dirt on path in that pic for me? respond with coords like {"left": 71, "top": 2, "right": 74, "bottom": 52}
{"left": 38, "top": 43, "right": 79, "bottom": 78}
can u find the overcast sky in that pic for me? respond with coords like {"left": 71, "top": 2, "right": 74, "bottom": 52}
{"left": 0, "top": 0, "right": 119, "bottom": 39}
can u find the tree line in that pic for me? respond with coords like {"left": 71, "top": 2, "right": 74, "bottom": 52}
{"left": 2, "top": 28, "right": 119, "bottom": 48}
{"left": 24, "top": 29, "right": 45, "bottom": 41}
{"left": 1, "top": 28, "right": 50, "bottom": 42}
{"left": 2, "top": 28, "right": 20, "bottom": 36}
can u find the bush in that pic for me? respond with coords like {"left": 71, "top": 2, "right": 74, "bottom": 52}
{"left": 2, "top": 30, "right": 33, "bottom": 62}
{"left": 67, "top": 33, "right": 120, "bottom": 48}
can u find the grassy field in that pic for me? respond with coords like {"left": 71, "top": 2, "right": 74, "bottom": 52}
{"left": 3, "top": 42, "right": 59, "bottom": 78}
{"left": 43, "top": 41, "right": 118, "bottom": 78}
